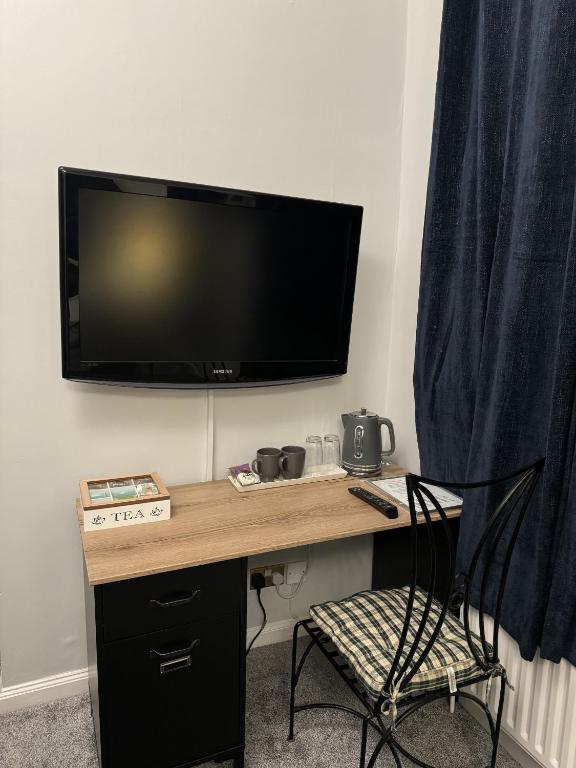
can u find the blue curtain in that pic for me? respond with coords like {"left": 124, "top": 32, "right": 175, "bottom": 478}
{"left": 414, "top": 0, "right": 576, "bottom": 665}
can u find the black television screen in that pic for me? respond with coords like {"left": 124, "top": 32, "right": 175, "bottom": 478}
{"left": 59, "top": 168, "right": 362, "bottom": 388}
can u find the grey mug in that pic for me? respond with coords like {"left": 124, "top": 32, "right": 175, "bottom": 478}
{"left": 279, "top": 445, "right": 306, "bottom": 480}
{"left": 251, "top": 448, "right": 281, "bottom": 482}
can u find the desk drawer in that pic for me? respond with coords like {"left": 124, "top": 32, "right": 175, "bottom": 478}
{"left": 101, "top": 559, "right": 242, "bottom": 642}
{"left": 100, "top": 614, "right": 243, "bottom": 768}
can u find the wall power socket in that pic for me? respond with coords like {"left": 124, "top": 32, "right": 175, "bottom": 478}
{"left": 286, "top": 561, "right": 307, "bottom": 585}
{"left": 249, "top": 560, "right": 308, "bottom": 589}
{"left": 249, "top": 564, "right": 286, "bottom": 589}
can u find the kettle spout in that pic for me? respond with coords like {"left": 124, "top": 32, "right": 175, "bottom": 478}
{"left": 341, "top": 413, "right": 350, "bottom": 428}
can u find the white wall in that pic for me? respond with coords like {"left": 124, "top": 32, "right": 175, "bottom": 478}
{"left": 0, "top": 0, "right": 408, "bottom": 687}
{"left": 384, "top": 0, "right": 443, "bottom": 472}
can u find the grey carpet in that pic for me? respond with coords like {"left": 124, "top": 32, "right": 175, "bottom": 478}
{"left": 0, "top": 640, "right": 521, "bottom": 768}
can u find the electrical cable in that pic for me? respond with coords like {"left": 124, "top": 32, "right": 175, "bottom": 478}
{"left": 275, "top": 546, "right": 311, "bottom": 600}
{"left": 275, "top": 546, "right": 312, "bottom": 620}
{"left": 204, "top": 389, "right": 215, "bottom": 482}
{"left": 246, "top": 587, "right": 267, "bottom": 656}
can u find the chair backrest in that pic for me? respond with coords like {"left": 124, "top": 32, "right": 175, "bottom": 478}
{"left": 378, "top": 457, "right": 545, "bottom": 706}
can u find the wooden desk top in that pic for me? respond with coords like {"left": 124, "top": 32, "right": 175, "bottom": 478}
{"left": 77, "top": 465, "right": 461, "bottom": 586}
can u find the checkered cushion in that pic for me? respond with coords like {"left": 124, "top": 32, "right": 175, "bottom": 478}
{"left": 310, "top": 586, "right": 490, "bottom": 704}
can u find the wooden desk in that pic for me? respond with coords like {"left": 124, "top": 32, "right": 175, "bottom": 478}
{"left": 78, "top": 465, "right": 460, "bottom": 586}
{"left": 78, "top": 466, "right": 460, "bottom": 768}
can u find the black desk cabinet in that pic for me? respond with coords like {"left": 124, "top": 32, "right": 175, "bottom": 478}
{"left": 85, "top": 559, "right": 247, "bottom": 768}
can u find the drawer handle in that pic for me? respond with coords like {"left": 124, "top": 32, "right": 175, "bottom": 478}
{"left": 150, "top": 638, "right": 200, "bottom": 659}
{"left": 160, "top": 656, "right": 192, "bottom": 675}
{"left": 149, "top": 589, "right": 201, "bottom": 609}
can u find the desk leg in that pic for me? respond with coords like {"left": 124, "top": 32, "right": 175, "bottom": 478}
{"left": 371, "top": 528, "right": 414, "bottom": 590}
{"left": 372, "top": 520, "right": 460, "bottom": 593}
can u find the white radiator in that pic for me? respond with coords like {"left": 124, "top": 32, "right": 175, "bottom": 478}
{"left": 466, "top": 609, "right": 576, "bottom": 768}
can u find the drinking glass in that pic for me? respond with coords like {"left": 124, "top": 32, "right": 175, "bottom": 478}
{"left": 304, "top": 435, "right": 323, "bottom": 473}
{"left": 323, "top": 434, "right": 341, "bottom": 467}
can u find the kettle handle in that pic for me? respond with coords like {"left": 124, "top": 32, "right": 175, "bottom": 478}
{"left": 378, "top": 418, "right": 395, "bottom": 458}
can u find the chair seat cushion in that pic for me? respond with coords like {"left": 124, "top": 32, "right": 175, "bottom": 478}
{"left": 310, "top": 586, "right": 490, "bottom": 703}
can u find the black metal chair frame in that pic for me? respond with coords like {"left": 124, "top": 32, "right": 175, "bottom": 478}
{"left": 288, "top": 458, "right": 545, "bottom": 768}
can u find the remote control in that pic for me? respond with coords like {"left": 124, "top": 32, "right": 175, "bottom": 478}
{"left": 348, "top": 486, "right": 399, "bottom": 519}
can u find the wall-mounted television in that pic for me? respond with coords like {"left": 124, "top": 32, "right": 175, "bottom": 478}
{"left": 59, "top": 167, "right": 362, "bottom": 388}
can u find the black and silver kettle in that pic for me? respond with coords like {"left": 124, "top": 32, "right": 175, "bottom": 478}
{"left": 341, "top": 408, "right": 395, "bottom": 476}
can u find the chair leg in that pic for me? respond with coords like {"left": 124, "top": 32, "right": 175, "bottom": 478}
{"left": 489, "top": 677, "right": 507, "bottom": 768}
{"left": 388, "top": 740, "right": 403, "bottom": 768}
{"left": 359, "top": 716, "right": 369, "bottom": 768}
{"left": 366, "top": 737, "right": 384, "bottom": 768}
{"left": 366, "top": 725, "right": 393, "bottom": 768}
{"left": 288, "top": 621, "right": 301, "bottom": 741}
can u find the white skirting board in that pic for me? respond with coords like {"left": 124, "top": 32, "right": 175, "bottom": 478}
{"left": 0, "top": 667, "right": 89, "bottom": 714}
{"left": 245, "top": 617, "right": 298, "bottom": 649}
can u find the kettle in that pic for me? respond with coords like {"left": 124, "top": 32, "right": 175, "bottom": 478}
{"left": 341, "top": 408, "right": 395, "bottom": 476}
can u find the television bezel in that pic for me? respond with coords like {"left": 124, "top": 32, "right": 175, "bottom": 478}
{"left": 59, "top": 167, "right": 362, "bottom": 389}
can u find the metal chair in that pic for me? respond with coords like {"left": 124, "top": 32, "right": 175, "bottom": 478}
{"left": 288, "top": 458, "right": 545, "bottom": 767}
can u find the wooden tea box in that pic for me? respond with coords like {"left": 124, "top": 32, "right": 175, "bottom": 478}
{"left": 80, "top": 472, "right": 170, "bottom": 532}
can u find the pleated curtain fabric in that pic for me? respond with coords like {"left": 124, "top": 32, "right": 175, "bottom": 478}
{"left": 414, "top": 0, "right": 576, "bottom": 665}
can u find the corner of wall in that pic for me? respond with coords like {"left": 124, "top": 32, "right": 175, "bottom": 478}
{"left": 382, "top": 0, "right": 444, "bottom": 473}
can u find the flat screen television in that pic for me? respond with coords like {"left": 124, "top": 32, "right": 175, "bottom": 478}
{"left": 59, "top": 167, "right": 362, "bottom": 388}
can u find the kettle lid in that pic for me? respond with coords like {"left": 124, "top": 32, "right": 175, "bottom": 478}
{"left": 350, "top": 407, "right": 378, "bottom": 419}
